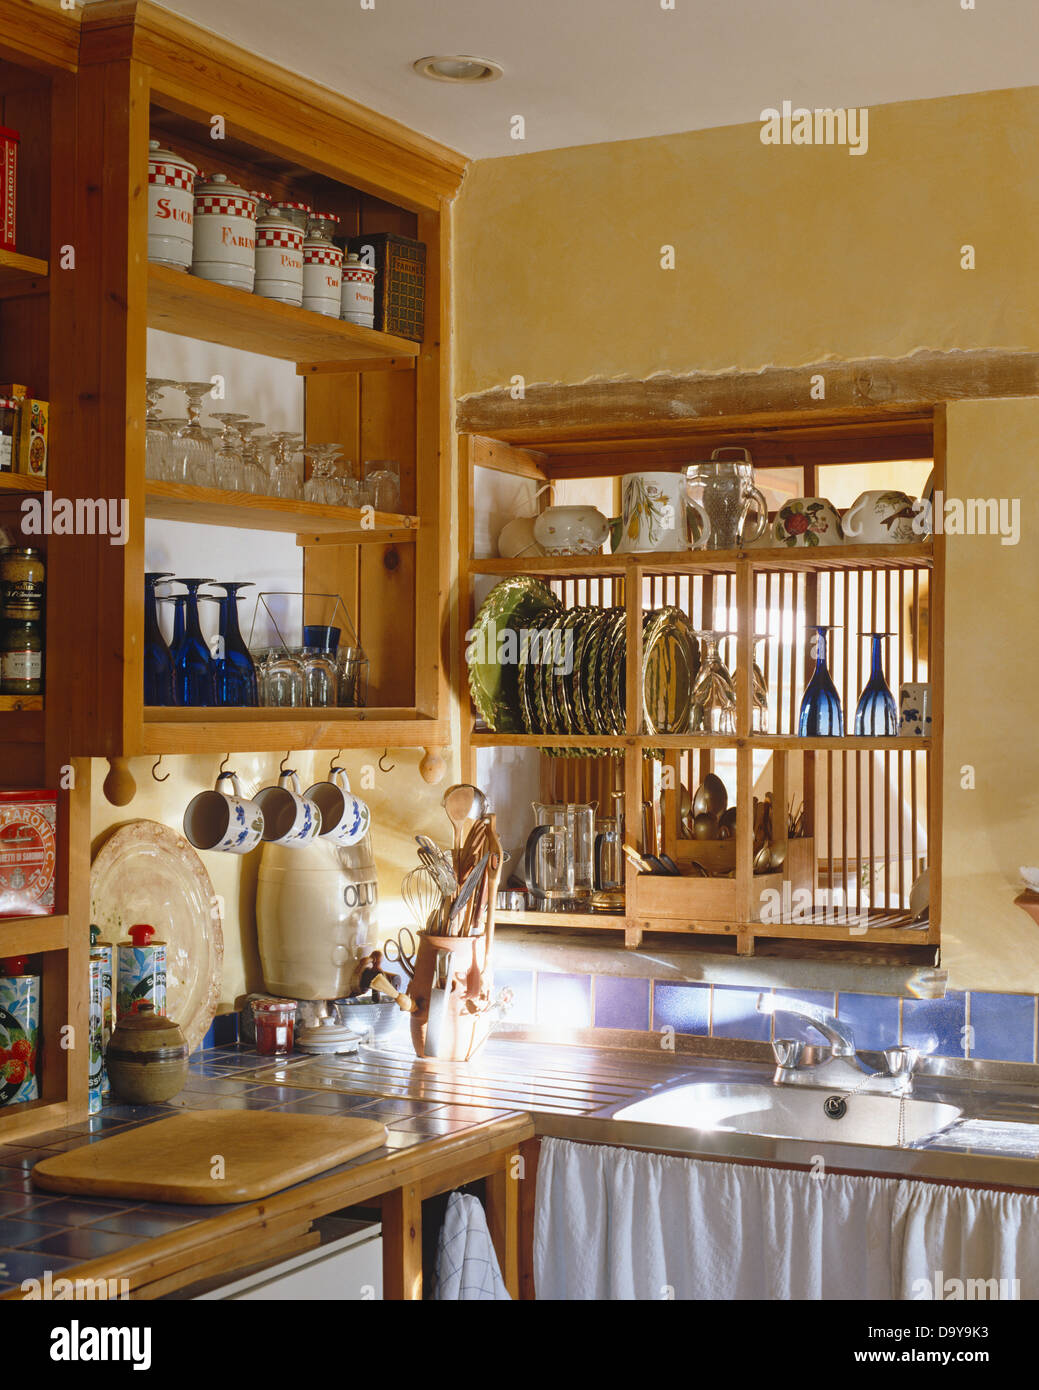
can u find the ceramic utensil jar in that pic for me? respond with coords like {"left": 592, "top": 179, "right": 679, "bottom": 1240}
{"left": 302, "top": 214, "right": 343, "bottom": 317}
{"left": 147, "top": 140, "right": 198, "bottom": 271}
{"left": 304, "top": 766, "right": 371, "bottom": 847}
{"left": 341, "top": 252, "right": 376, "bottom": 327}
{"left": 254, "top": 209, "right": 304, "bottom": 305}
{"left": 192, "top": 173, "right": 257, "bottom": 290}
{"left": 255, "top": 769, "right": 322, "bottom": 847}
{"left": 106, "top": 1003, "right": 188, "bottom": 1104}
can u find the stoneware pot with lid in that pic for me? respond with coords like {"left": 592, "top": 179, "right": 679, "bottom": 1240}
{"left": 532, "top": 504, "right": 610, "bottom": 555}
{"left": 106, "top": 1002, "right": 188, "bottom": 1104}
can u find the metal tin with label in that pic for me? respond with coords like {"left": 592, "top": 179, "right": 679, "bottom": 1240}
{"left": 116, "top": 923, "right": 167, "bottom": 1019}
{"left": 147, "top": 140, "right": 198, "bottom": 271}
{"left": 192, "top": 173, "right": 257, "bottom": 291}
{"left": 340, "top": 253, "right": 376, "bottom": 327}
{"left": 90, "top": 927, "right": 113, "bottom": 1097}
{"left": 254, "top": 211, "right": 304, "bottom": 305}
{"left": 302, "top": 214, "right": 343, "bottom": 317}
{"left": 0, "top": 959, "right": 39, "bottom": 1106}
{"left": 88, "top": 956, "right": 103, "bottom": 1113}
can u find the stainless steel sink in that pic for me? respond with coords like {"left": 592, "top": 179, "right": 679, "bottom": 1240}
{"left": 613, "top": 1081, "right": 962, "bottom": 1148}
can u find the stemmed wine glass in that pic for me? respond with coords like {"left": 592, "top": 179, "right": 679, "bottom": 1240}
{"left": 170, "top": 578, "right": 216, "bottom": 706}
{"left": 144, "top": 572, "right": 176, "bottom": 705}
{"left": 855, "top": 632, "right": 897, "bottom": 736}
{"left": 210, "top": 412, "right": 249, "bottom": 491}
{"left": 799, "top": 625, "right": 844, "bottom": 736}
{"left": 171, "top": 381, "right": 217, "bottom": 487}
{"left": 269, "top": 432, "right": 304, "bottom": 499}
{"left": 203, "top": 581, "right": 258, "bottom": 706}
{"left": 732, "top": 634, "right": 770, "bottom": 734}
{"left": 303, "top": 443, "right": 345, "bottom": 505}
{"left": 237, "top": 422, "right": 269, "bottom": 495}
{"left": 690, "top": 629, "right": 738, "bottom": 734}
{"left": 145, "top": 378, "right": 178, "bottom": 481}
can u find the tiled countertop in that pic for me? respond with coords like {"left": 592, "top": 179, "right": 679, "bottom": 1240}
{"left": 0, "top": 1042, "right": 523, "bottom": 1298}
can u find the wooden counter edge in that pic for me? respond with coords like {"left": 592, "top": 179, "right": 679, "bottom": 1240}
{"left": 5, "top": 1113, "right": 534, "bottom": 1301}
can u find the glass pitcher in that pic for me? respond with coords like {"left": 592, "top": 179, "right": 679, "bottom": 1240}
{"left": 685, "top": 447, "right": 768, "bottom": 550}
{"left": 532, "top": 801, "right": 596, "bottom": 900}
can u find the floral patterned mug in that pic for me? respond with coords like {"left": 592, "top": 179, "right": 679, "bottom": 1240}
{"left": 772, "top": 497, "right": 844, "bottom": 547}
{"left": 183, "top": 771, "right": 265, "bottom": 854}
{"left": 617, "top": 472, "right": 710, "bottom": 553}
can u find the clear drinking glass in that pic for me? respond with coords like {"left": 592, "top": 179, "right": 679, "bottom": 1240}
{"left": 171, "top": 381, "right": 217, "bottom": 487}
{"left": 269, "top": 432, "right": 304, "bottom": 500}
{"left": 363, "top": 459, "right": 401, "bottom": 512}
{"left": 145, "top": 378, "right": 177, "bottom": 481}
{"left": 303, "top": 444, "right": 346, "bottom": 505}
{"left": 336, "top": 646, "right": 368, "bottom": 706}
{"left": 238, "top": 422, "right": 269, "bottom": 495}
{"left": 733, "top": 634, "right": 770, "bottom": 734}
{"left": 161, "top": 418, "right": 191, "bottom": 483}
{"left": 690, "top": 629, "right": 738, "bottom": 734}
{"left": 262, "top": 649, "right": 305, "bottom": 707}
{"left": 299, "top": 645, "right": 339, "bottom": 707}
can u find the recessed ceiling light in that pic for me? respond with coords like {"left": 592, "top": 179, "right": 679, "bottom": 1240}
{"left": 412, "top": 55, "right": 503, "bottom": 84}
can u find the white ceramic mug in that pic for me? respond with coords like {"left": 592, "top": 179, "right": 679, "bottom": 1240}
{"left": 255, "top": 769, "right": 322, "bottom": 847}
{"left": 183, "top": 771, "right": 264, "bottom": 854}
{"left": 304, "top": 767, "right": 371, "bottom": 847}
{"left": 617, "top": 472, "right": 710, "bottom": 553}
{"left": 899, "top": 682, "right": 932, "bottom": 736}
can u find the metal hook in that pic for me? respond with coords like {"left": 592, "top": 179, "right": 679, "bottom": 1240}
{"left": 280, "top": 751, "right": 292, "bottom": 774}
{"left": 329, "top": 750, "right": 343, "bottom": 775}
{"left": 151, "top": 755, "right": 169, "bottom": 783}
{"left": 378, "top": 749, "right": 395, "bottom": 773}
{"left": 219, "top": 753, "right": 231, "bottom": 776}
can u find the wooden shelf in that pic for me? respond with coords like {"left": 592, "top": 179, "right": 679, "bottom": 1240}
{"left": 0, "top": 695, "right": 43, "bottom": 712}
{"left": 0, "top": 915, "right": 69, "bottom": 954}
{"left": 0, "top": 247, "right": 48, "bottom": 288}
{"left": 145, "top": 480, "right": 419, "bottom": 538}
{"left": 470, "top": 541, "right": 934, "bottom": 578}
{"left": 0, "top": 472, "right": 46, "bottom": 494}
{"left": 140, "top": 708, "right": 448, "bottom": 755}
{"left": 148, "top": 262, "right": 421, "bottom": 367}
{"left": 469, "top": 731, "right": 931, "bottom": 752}
{"left": 0, "top": 708, "right": 43, "bottom": 741}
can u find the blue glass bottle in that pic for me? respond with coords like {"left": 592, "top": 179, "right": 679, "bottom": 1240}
{"left": 208, "top": 581, "right": 258, "bottom": 707}
{"left": 855, "top": 632, "right": 897, "bottom": 736}
{"left": 172, "top": 578, "right": 216, "bottom": 707}
{"left": 143, "top": 572, "right": 176, "bottom": 706}
{"left": 798, "top": 625, "right": 844, "bottom": 737}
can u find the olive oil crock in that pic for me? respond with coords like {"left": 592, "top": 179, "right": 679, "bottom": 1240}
{"left": 106, "top": 1003, "right": 189, "bottom": 1104}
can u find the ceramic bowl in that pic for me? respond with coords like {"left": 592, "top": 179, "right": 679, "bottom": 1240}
{"left": 497, "top": 515, "right": 545, "bottom": 558}
{"left": 772, "top": 497, "right": 843, "bottom": 548}
{"left": 842, "top": 489, "right": 919, "bottom": 544}
{"left": 533, "top": 504, "right": 610, "bottom": 555}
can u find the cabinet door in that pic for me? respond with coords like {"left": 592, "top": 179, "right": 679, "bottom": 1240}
{"left": 198, "top": 1228, "right": 382, "bottom": 1301}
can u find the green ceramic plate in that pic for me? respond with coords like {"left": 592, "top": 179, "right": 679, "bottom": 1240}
{"left": 468, "top": 578, "right": 561, "bottom": 732}
{"left": 642, "top": 606, "right": 700, "bottom": 734}
{"left": 518, "top": 610, "right": 559, "bottom": 734}
{"left": 572, "top": 609, "right": 609, "bottom": 735}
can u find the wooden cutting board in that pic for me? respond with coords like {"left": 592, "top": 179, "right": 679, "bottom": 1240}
{"left": 32, "top": 1110, "right": 387, "bottom": 1205}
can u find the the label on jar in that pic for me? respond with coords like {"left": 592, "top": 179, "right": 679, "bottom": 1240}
{"left": 1, "top": 650, "right": 42, "bottom": 682}
{"left": 0, "top": 434, "right": 11, "bottom": 472}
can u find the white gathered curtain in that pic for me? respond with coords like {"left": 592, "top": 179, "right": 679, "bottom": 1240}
{"left": 534, "top": 1138, "right": 1039, "bottom": 1301}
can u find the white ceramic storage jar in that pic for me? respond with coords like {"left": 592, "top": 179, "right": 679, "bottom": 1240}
{"left": 254, "top": 210, "right": 304, "bottom": 305}
{"left": 191, "top": 173, "right": 257, "bottom": 291}
{"left": 302, "top": 213, "right": 343, "bottom": 317}
{"left": 147, "top": 140, "right": 197, "bottom": 271}
{"left": 341, "top": 252, "right": 376, "bottom": 327}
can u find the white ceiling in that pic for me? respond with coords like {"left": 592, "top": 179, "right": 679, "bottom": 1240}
{"left": 126, "top": 0, "right": 1039, "bottom": 158}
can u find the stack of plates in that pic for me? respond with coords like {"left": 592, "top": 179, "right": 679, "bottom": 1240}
{"left": 468, "top": 580, "right": 700, "bottom": 749}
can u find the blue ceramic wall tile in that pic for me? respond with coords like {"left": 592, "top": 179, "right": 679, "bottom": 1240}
{"left": 771, "top": 989, "right": 838, "bottom": 1044}
{"left": 0, "top": 1247, "right": 78, "bottom": 1289}
{"left": 901, "top": 991, "right": 968, "bottom": 1058}
{"left": 593, "top": 976, "right": 650, "bottom": 1032}
{"left": 536, "top": 973, "right": 592, "bottom": 1028}
{"left": 968, "top": 993, "right": 1037, "bottom": 1063}
{"left": 495, "top": 969, "right": 534, "bottom": 1024}
{"left": 712, "top": 986, "right": 772, "bottom": 1041}
{"left": 652, "top": 982, "right": 710, "bottom": 1036}
{"left": 836, "top": 992, "right": 901, "bottom": 1052}
{"left": 24, "top": 1227, "right": 138, "bottom": 1260}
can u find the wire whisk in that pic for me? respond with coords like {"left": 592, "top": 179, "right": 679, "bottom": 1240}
{"left": 401, "top": 866, "right": 441, "bottom": 932}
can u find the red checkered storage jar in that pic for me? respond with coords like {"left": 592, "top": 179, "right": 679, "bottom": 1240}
{"left": 302, "top": 216, "right": 343, "bottom": 318}
{"left": 192, "top": 173, "right": 257, "bottom": 291}
{"left": 274, "top": 200, "right": 312, "bottom": 233}
{"left": 254, "top": 211, "right": 304, "bottom": 305}
{"left": 340, "top": 252, "right": 376, "bottom": 327}
{"left": 147, "top": 140, "right": 197, "bottom": 270}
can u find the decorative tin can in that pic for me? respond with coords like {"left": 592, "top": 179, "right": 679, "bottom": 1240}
{"left": 340, "top": 253, "right": 376, "bottom": 327}
{"left": 346, "top": 232, "right": 426, "bottom": 340}
{"left": 0, "top": 788, "right": 57, "bottom": 918}
{"left": 116, "top": 922, "right": 167, "bottom": 1019}
{"left": 192, "top": 173, "right": 257, "bottom": 291}
{"left": 0, "top": 126, "right": 18, "bottom": 253}
{"left": 147, "top": 139, "right": 198, "bottom": 271}
{"left": 254, "top": 210, "right": 304, "bottom": 306}
{"left": 302, "top": 215, "right": 342, "bottom": 317}
{"left": 273, "top": 200, "right": 312, "bottom": 233}
{"left": 16, "top": 398, "right": 48, "bottom": 478}
{"left": 90, "top": 926, "right": 113, "bottom": 1097}
{"left": 0, "top": 956, "right": 39, "bottom": 1106}
{"left": 88, "top": 956, "right": 103, "bottom": 1113}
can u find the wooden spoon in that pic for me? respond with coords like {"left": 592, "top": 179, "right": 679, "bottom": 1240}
{"left": 443, "top": 783, "right": 485, "bottom": 871}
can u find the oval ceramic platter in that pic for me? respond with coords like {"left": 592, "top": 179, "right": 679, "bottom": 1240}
{"left": 90, "top": 819, "right": 223, "bottom": 1053}
{"left": 468, "top": 577, "right": 562, "bottom": 732}
{"left": 642, "top": 606, "right": 700, "bottom": 734}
